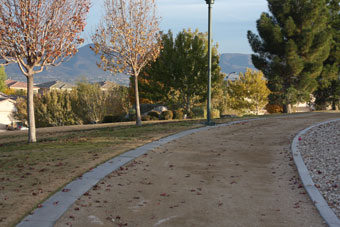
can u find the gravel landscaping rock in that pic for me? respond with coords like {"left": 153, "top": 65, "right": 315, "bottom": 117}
{"left": 298, "top": 120, "right": 340, "bottom": 218}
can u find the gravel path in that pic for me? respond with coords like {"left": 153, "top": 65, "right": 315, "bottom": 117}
{"left": 298, "top": 120, "right": 340, "bottom": 218}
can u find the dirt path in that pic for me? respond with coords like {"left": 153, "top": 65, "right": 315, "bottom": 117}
{"left": 55, "top": 112, "right": 340, "bottom": 227}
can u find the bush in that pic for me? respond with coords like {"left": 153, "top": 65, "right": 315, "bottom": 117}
{"left": 265, "top": 104, "right": 283, "bottom": 114}
{"left": 211, "top": 109, "right": 220, "bottom": 119}
{"left": 147, "top": 111, "right": 160, "bottom": 120}
{"left": 160, "top": 110, "right": 173, "bottom": 120}
{"left": 204, "top": 108, "right": 220, "bottom": 119}
{"left": 128, "top": 108, "right": 136, "bottom": 121}
{"left": 173, "top": 109, "right": 184, "bottom": 119}
{"left": 190, "top": 107, "right": 205, "bottom": 119}
{"left": 142, "top": 115, "right": 151, "bottom": 121}
{"left": 102, "top": 115, "right": 123, "bottom": 123}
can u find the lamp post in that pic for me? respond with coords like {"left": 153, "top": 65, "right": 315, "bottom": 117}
{"left": 205, "top": 0, "right": 215, "bottom": 126}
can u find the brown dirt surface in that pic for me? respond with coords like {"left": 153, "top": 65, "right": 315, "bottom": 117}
{"left": 0, "top": 120, "right": 204, "bottom": 226}
{"left": 55, "top": 112, "right": 340, "bottom": 227}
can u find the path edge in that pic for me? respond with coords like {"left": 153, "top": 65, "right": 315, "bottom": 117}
{"left": 291, "top": 118, "right": 340, "bottom": 227}
{"left": 16, "top": 119, "right": 252, "bottom": 227}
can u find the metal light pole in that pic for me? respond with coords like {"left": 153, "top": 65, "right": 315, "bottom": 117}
{"left": 205, "top": 0, "right": 215, "bottom": 126}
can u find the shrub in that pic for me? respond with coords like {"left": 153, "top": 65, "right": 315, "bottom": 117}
{"left": 190, "top": 107, "right": 205, "bottom": 119}
{"left": 265, "top": 104, "right": 283, "bottom": 114}
{"left": 142, "top": 115, "right": 151, "bottom": 121}
{"left": 160, "top": 110, "right": 173, "bottom": 120}
{"left": 211, "top": 109, "right": 220, "bottom": 119}
{"left": 147, "top": 111, "right": 160, "bottom": 120}
{"left": 128, "top": 108, "right": 136, "bottom": 121}
{"left": 102, "top": 115, "right": 123, "bottom": 123}
{"left": 173, "top": 109, "right": 184, "bottom": 119}
{"left": 204, "top": 108, "right": 220, "bottom": 119}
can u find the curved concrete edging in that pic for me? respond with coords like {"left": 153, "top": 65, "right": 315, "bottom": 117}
{"left": 17, "top": 118, "right": 259, "bottom": 227}
{"left": 16, "top": 113, "right": 323, "bottom": 227}
{"left": 291, "top": 119, "right": 340, "bottom": 227}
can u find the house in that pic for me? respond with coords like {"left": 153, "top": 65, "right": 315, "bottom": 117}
{"left": 224, "top": 72, "right": 239, "bottom": 82}
{"left": 0, "top": 92, "right": 16, "bottom": 130}
{"left": 36, "top": 80, "right": 74, "bottom": 93}
{"left": 96, "top": 81, "right": 120, "bottom": 91}
{"left": 5, "top": 79, "right": 39, "bottom": 93}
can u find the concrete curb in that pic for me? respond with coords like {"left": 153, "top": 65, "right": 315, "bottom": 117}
{"left": 291, "top": 119, "right": 340, "bottom": 227}
{"left": 15, "top": 113, "right": 320, "bottom": 227}
{"left": 17, "top": 118, "right": 256, "bottom": 227}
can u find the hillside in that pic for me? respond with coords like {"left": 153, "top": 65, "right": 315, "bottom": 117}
{"left": 5, "top": 44, "right": 130, "bottom": 86}
{"left": 5, "top": 45, "right": 255, "bottom": 86}
{"left": 219, "top": 53, "right": 255, "bottom": 74}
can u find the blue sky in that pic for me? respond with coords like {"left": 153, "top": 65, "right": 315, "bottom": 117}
{"left": 84, "top": 0, "right": 268, "bottom": 54}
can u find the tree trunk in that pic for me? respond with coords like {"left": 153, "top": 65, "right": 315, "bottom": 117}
{"left": 134, "top": 75, "right": 142, "bottom": 126}
{"left": 283, "top": 104, "right": 293, "bottom": 113}
{"left": 332, "top": 100, "right": 338, "bottom": 110}
{"left": 27, "top": 75, "right": 37, "bottom": 143}
{"left": 186, "top": 96, "right": 191, "bottom": 116}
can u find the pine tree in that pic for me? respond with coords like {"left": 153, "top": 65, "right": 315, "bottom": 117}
{"left": 314, "top": 0, "right": 340, "bottom": 109}
{"left": 248, "top": 0, "right": 332, "bottom": 113}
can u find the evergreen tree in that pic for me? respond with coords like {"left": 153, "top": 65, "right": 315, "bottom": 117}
{"left": 248, "top": 0, "right": 332, "bottom": 113}
{"left": 314, "top": 0, "right": 340, "bottom": 109}
{"left": 135, "top": 29, "right": 224, "bottom": 114}
{"left": 0, "top": 66, "right": 7, "bottom": 92}
{"left": 314, "top": 79, "right": 340, "bottom": 110}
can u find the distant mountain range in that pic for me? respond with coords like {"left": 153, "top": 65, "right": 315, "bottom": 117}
{"left": 5, "top": 44, "right": 255, "bottom": 86}
{"left": 219, "top": 53, "right": 255, "bottom": 74}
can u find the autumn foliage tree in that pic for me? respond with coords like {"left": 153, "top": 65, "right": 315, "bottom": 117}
{"left": 0, "top": 0, "right": 90, "bottom": 142}
{"left": 91, "top": 0, "right": 161, "bottom": 126}
{"left": 227, "top": 68, "right": 270, "bottom": 115}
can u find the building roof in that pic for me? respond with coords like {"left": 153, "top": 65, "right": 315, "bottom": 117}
{"left": 5, "top": 79, "right": 38, "bottom": 89}
{"left": 96, "top": 81, "right": 119, "bottom": 90}
{"left": 0, "top": 92, "right": 16, "bottom": 103}
{"left": 5, "top": 79, "right": 16, "bottom": 86}
{"left": 0, "top": 92, "right": 9, "bottom": 98}
{"left": 37, "top": 80, "right": 74, "bottom": 89}
{"left": 0, "top": 97, "right": 16, "bottom": 103}
{"left": 224, "top": 73, "right": 239, "bottom": 81}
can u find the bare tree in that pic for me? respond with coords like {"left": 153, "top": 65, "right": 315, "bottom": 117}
{"left": 0, "top": 0, "right": 90, "bottom": 142}
{"left": 91, "top": 0, "right": 161, "bottom": 126}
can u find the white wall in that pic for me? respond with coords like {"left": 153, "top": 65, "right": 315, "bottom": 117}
{"left": 0, "top": 99, "right": 16, "bottom": 129}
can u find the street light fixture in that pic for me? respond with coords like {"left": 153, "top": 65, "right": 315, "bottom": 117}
{"left": 205, "top": 0, "right": 215, "bottom": 126}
